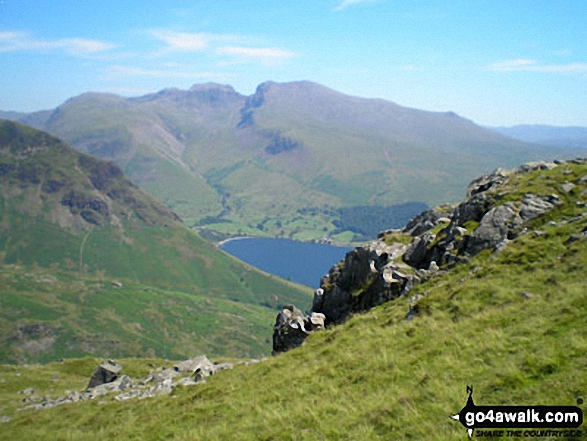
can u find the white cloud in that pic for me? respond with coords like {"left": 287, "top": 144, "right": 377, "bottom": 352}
{"left": 489, "top": 58, "right": 587, "bottom": 73}
{"left": 334, "top": 0, "right": 378, "bottom": 12}
{"left": 148, "top": 29, "right": 296, "bottom": 66}
{"left": 149, "top": 30, "right": 243, "bottom": 53}
{"left": 0, "top": 31, "right": 115, "bottom": 55}
{"left": 150, "top": 30, "right": 210, "bottom": 51}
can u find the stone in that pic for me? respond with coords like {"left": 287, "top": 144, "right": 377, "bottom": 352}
{"left": 467, "top": 169, "right": 507, "bottom": 198}
{"left": 402, "top": 208, "right": 453, "bottom": 236}
{"left": 87, "top": 360, "right": 122, "bottom": 389}
{"left": 272, "top": 305, "right": 312, "bottom": 354}
{"left": 454, "top": 226, "right": 468, "bottom": 236}
{"left": 403, "top": 232, "right": 435, "bottom": 268}
{"left": 451, "top": 193, "right": 490, "bottom": 226}
{"left": 177, "top": 377, "right": 198, "bottom": 387}
{"left": 566, "top": 232, "right": 587, "bottom": 244}
{"left": 562, "top": 182, "right": 576, "bottom": 193}
{"left": 466, "top": 205, "right": 519, "bottom": 255}
{"left": 173, "top": 355, "right": 214, "bottom": 374}
{"left": 494, "top": 239, "right": 510, "bottom": 254}
{"left": 1, "top": 416, "right": 11, "bottom": 423}
{"left": 213, "top": 362, "right": 234, "bottom": 372}
{"left": 518, "top": 194, "right": 557, "bottom": 222}
{"left": 308, "top": 312, "right": 326, "bottom": 330}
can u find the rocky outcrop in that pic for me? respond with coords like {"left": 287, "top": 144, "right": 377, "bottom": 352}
{"left": 87, "top": 360, "right": 121, "bottom": 389}
{"left": 312, "top": 242, "right": 411, "bottom": 326}
{"left": 272, "top": 305, "right": 325, "bottom": 354}
{"left": 272, "top": 158, "right": 587, "bottom": 354}
{"left": 24, "top": 356, "right": 236, "bottom": 410}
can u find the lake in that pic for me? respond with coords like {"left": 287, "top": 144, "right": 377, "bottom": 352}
{"left": 220, "top": 238, "right": 353, "bottom": 288}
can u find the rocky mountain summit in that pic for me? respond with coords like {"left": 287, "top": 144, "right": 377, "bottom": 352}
{"left": 273, "top": 158, "right": 587, "bottom": 353}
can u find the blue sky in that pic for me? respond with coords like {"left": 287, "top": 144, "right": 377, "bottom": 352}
{"left": 0, "top": 0, "right": 586, "bottom": 126}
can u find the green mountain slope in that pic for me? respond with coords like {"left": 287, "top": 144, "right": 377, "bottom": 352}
{"left": 8, "top": 81, "right": 570, "bottom": 242}
{"left": 0, "top": 120, "right": 312, "bottom": 361}
{"left": 1, "top": 159, "right": 585, "bottom": 439}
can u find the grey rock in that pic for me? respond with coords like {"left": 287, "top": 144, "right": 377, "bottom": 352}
{"left": 1, "top": 416, "right": 10, "bottom": 423}
{"left": 312, "top": 244, "right": 413, "bottom": 328}
{"left": 87, "top": 360, "right": 121, "bottom": 389}
{"left": 466, "top": 205, "right": 519, "bottom": 255}
{"left": 402, "top": 208, "right": 452, "bottom": 236}
{"left": 308, "top": 312, "right": 326, "bottom": 330}
{"left": 494, "top": 239, "right": 511, "bottom": 254}
{"left": 566, "top": 232, "right": 587, "bottom": 244}
{"left": 403, "top": 232, "right": 435, "bottom": 268}
{"left": 518, "top": 194, "right": 558, "bottom": 222}
{"left": 467, "top": 169, "right": 508, "bottom": 198}
{"left": 173, "top": 355, "right": 213, "bottom": 375}
{"left": 562, "top": 182, "right": 576, "bottom": 193}
{"left": 272, "top": 305, "right": 313, "bottom": 354}
{"left": 519, "top": 162, "right": 556, "bottom": 172}
{"left": 177, "top": 377, "right": 198, "bottom": 387}
{"left": 19, "top": 387, "right": 35, "bottom": 395}
{"left": 454, "top": 226, "right": 468, "bottom": 236}
{"left": 451, "top": 193, "right": 490, "bottom": 226}
{"left": 151, "top": 368, "right": 178, "bottom": 383}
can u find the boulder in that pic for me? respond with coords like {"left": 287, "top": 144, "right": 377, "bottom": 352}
{"left": 87, "top": 360, "right": 122, "bottom": 390}
{"left": 272, "top": 306, "right": 326, "bottom": 354}
{"left": 466, "top": 168, "right": 508, "bottom": 198}
{"left": 173, "top": 355, "right": 213, "bottom": 374}
{"left": 272, "top": 305, "right": 312, "bottom": 354}
{"left": 518, "top": 194, "right": 560, "bottom": 222}
{"left": 466, "top": 204, "right": 519, "bottom": 255}
{"left": 403, "top": 208, "right": 453, "bottom": 236}
{"left": 403, "top": 232, "right": 435, "bottom": 268}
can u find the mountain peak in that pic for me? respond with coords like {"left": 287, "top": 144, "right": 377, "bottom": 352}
{"left": 189, "top": 83, "right": 237, "bottom": 94}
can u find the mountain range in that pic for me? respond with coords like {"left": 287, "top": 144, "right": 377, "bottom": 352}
{"left": 3, "top": 81, "right": 579, "bottom": 242}
{"left": 492, "top": 125, "right": 587, "bottom": 149}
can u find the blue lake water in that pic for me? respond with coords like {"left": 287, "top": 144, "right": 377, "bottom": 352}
{"left": 220, "top": 238, "right": 353, "bottom": 288}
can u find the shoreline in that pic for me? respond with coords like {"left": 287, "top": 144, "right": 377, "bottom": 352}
{"left": 215, "top": 236, "right": 251, "bottom": 247}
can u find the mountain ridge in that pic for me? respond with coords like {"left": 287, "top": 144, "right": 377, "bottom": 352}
{"left": 492, "top": 124, "right": 587, "bottom": 149}
{"left": 1, "top": 81, "right": 579, "bottom": 242}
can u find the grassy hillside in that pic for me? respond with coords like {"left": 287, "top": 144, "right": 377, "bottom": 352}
{"left": 0, "top": 120, "right": 312, "bottom": 361}
{"left": 0, "top": 264, "right": 282, "bottom": 363}
{"left": 9, "top": 81, "right": 570, "bottom": 242}
{"left": 1, "top": 160, "right": 585, "bottom": 439}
